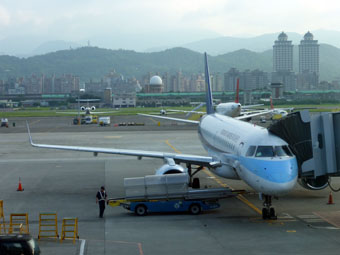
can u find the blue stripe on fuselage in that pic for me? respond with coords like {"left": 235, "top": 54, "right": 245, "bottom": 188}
{"left": 239, "top": 156, "right": 298, "bottom": 183}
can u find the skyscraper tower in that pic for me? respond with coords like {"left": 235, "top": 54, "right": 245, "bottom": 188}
{"left": 299, "top": 31, "right": 319, "bottom": 74}
{"left": 273, "top": 32, "right": 293, "bottom": 72}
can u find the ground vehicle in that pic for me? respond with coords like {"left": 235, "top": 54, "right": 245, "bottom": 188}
{"left": 92, "top": 115, "right": 98, "bottom": 124}
{"left": 108, "top": 174, "right": 242, "bottom": 215}
{"left": 85, "top": 115, "right": 92, "bottom": 124}
{"left": 99, "top": 116, "right": 110, "bottom": 126}
{"left": 1, "top": 118, "right": 8, "bottom": 128}
{"left": 0, "top": 234, "right": 40, "bottom": 254}
{"left": 111, "top": 199, "right": 221, "bottom": 216}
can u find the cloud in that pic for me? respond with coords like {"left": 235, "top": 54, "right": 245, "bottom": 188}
{"left": 1, "top": 0, "right": 340, "bottom": 46}
{"left": 0, "top": 5, "right": 10, "bottom": 26}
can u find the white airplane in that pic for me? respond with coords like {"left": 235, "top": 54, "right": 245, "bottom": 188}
{"left": 57, "top": 99, "right": 118, "bottom": 115}
{"left": 168, "top": 79, "right": 266, "bottom": 119}
{"left": 27, "top": 53, "right": 298, "bottom": 219}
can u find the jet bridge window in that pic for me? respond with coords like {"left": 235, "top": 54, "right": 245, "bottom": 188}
{"left": 246, "top": 146, "right": 256, "bottom": 156}
{"left": 255, "top": 146, "right": 275, "bottom": 157}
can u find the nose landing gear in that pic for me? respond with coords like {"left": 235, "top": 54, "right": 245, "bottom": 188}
{"left": 262, "top": 195, "right": 277, "bottom": 220}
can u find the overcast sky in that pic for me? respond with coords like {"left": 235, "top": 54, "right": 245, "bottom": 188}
{"left": 0, "top": 0, "right": 340, "bottom": 51}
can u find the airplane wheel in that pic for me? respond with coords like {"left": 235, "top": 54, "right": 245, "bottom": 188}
{"left": 135, "top": 204, "right": 147, "bottom": 216}
{"left": 189, "top": 204, "right": 201, "bottom": 215}
{"left": 269, "top": 208, "right": 277, "bottom": 219}
{"left": 262, "top": 208, "right": 268, "bottom": 220}
{"left": 192, "top": 178, "right": 200, "bottom": 189}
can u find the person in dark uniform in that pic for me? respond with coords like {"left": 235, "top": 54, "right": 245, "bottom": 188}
{"left": 96, "top": 186, "right": 107, "bottom": 218}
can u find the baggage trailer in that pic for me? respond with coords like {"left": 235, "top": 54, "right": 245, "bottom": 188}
{"left": 108, "top": 173, "right": 244, "bottom": 216}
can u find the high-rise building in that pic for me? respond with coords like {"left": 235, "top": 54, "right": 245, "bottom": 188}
{"left": 272, "top": 32, "right": 296, "bottom": 91}
{"left": 299, "top": 31, "right": 319, "bottom": 75}
{"left": 273, "top": 32, "right": 293, "bottom": 72}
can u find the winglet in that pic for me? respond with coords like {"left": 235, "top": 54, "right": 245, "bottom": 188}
{"left": 26, "top": 121, "right": 33, "bottom": 145}
{"left": 204, "top": 52, "right": 214, "bottom": 115}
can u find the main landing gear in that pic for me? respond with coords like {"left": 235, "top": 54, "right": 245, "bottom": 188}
{"left": 262, "top": 195, "right": 277, "bottom": 220}
{"left": 186, "top": 164, "right": 204, "bottom": 188}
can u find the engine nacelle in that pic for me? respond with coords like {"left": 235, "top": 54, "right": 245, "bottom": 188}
{"left": 91, "top": 106, "right": 96, "bottom": 111}
{"left": 80, "top": 106, "right": 86, "bottom": 111}
{"left": 155, "top": 164, "right": 186, "bottom": 175}
{"left": 298, "top": 175, "right": 329, "bottom": 190}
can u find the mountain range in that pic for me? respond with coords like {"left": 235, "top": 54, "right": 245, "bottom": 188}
{"left": 0, "top": 43, "right": 339, "bottom": 82}
{"left": 1, "top": 30, "right": 340, "bottom": 57}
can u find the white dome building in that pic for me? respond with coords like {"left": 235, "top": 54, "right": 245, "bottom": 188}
{"left": 145, "top": 75, "right": 164, "bottom": 93}
{"left": 150, "top": 76, "right": 163, "bottom": 85}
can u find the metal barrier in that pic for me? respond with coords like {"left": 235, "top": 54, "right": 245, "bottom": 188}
{"left": 61, "top": 217, "right": 79, "bottom": 244}
{"left": 9, "top": 213, "right": 29, "bottom": 234}
{"left": 0, "top": 200, "right": 5, "bottom": 234}
{"left": 38, "top": 212, "right": 59, "bottom": 241}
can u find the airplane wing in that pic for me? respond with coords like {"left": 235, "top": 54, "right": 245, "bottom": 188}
{"left": 26, "top": 122, "right": 219, "bottom": 168}
{"left": 166, "top": 109, "right": 205, "bottom": 114}
{"left": 137, "top": 113, "right": 200, "bottom": 124}
{"left": 236, "top": 110, "right": 271, "bottom": 120}
{"left": 56, "top": 111, "right": 118, "bottom": 114}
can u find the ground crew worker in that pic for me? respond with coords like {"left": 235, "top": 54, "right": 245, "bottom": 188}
{"left": 96, "top": 186, "right": 107, "bottom": 218}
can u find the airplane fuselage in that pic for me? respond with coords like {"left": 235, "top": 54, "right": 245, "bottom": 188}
{"left": 198, "top": 113, "right": 298, "bottom": 196}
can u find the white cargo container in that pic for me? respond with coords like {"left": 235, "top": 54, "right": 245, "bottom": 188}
{"left": 124, "top": 173, "right": 189, "bottom": 199}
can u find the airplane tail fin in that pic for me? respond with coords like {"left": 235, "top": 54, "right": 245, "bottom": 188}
{"left": 270, "top": 96, "right": 274, "bottom": 110}
{"left": 235, "top": 78, "right": 240, "bottom": 103}
{"left": 204, "top": 52, "right": 214, "bottom": 115}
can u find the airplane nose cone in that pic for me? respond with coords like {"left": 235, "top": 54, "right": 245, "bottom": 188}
{"left": 240, "top": 157, "right": 298, "bottom": 196}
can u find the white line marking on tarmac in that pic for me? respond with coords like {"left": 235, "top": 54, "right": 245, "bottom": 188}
{"left": 79, "top": 239, "right": 86, "bottom": 255}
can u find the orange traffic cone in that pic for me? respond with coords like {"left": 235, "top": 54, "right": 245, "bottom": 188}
{"left": 327, "top": 192, "right": 334, "bottom": 204}
{"left": 17, "top": 178, "right": 24, "bottom": 192}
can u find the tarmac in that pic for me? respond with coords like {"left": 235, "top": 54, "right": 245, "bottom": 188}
{"left": 1, "top": 115, "right": 340, "bottom": 254}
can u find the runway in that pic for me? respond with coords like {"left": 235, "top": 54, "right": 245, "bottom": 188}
{"left": 1, "top": 116, "right": 340, "bottom": 254}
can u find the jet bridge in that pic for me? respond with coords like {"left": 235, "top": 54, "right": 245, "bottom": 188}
{"left": 268, "top": 110, "right": 340, "bottom": 190}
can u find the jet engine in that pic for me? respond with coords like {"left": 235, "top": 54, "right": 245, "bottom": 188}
{"left": 298, "top": 175, "right": 329, "bottom": 190}
{"left": 91, "top": 106, "right": 96, "bottom": 111}
{"left": 80, "top": 106, "right": 86, "bottom": 111}
{"left": 155, "top": 164, "right": 186, "bottom": 175}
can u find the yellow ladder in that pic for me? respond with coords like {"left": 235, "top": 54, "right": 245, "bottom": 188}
{"left": 0, "top": 200, "right": 5, "bottom": 234}
{"left": 61, "top": 217, "right": 79, "bottom": 244}
{"left": 9, "top": 213, "right": 29, "bottom": 234}
{"left": 38, "top": 212, "right": 59, "bottom": 241}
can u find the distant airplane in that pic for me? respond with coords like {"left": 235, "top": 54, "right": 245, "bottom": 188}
{"left": 28, "top": 53, "right": 298, "bottom": 219}
{"left": 168, "top": 79, "right": 268, "bottom": 120}
{"left": 57, "top": 99, "right": 118, "bottom": 115}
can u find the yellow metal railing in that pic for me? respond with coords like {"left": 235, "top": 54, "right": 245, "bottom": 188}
{"left": 9, "top": 213, "right": 29, "bottom": 234}
{"left": 0, "top": 200, "right": 5, "bottom": 234}
{"left": 38, "top": 212, "right": 59, "bottom": 241}
{"left": 61, "top": 217, "right": 79, "bottom": 244}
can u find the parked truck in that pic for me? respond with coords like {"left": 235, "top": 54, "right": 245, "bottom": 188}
{"left": 99, "top": 116, "right": 110, "bottom": 126}
{"left": 1, "top": 118, "right": 8, "bottom": 128}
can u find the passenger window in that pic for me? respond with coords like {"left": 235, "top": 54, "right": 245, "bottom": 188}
{"left": 255, "top": 146, "right": 274, "bottom": 157}
{"left": 246, "top": 146, "right": 256, "bottom": 157}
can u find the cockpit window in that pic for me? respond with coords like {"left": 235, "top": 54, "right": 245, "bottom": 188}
{"left": 246, "top": 146, "right": 256, "bottom": 156}
{"left": 275, "top": 145, "right": 293, "bottom": 156}
{"left": 254, "top": 145, "right": 293, "bottom": 157}
{"left": 255, "top": 146, "right": 275, "bottom": 157}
